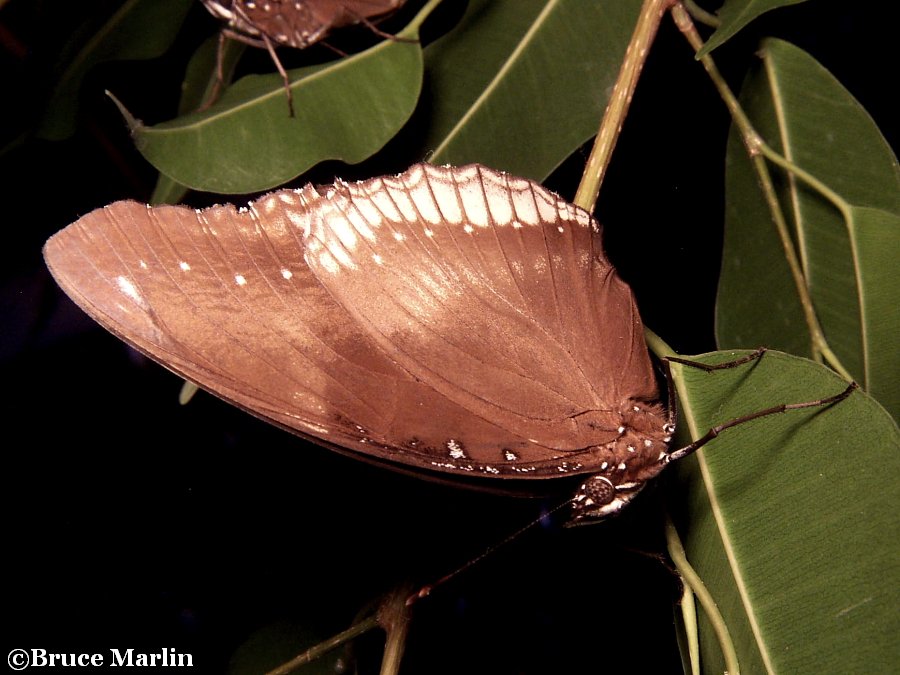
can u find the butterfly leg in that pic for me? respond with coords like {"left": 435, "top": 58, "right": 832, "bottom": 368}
{"left": 355, "top": 14, "right": 419, "bottom": 44}
{"left": 665, "top": 381, "right": 857, "bottom": 462}
{"left": 259, "top": 33, "right": 295, "bottom": 117}
{"left": 664, "top": 347, "right": 859, "bottom": 464}
{"left": 198, "top": 29, "right": 294, "bottom": 117}
{"left": 661, "top": 347, "right": 857, "bottom": 463}
{"left": 666, "top": 345, "right": 769, "bottom": 372}
{"left": 197, "top": 31, "right": 230, "bottom": 112}
{"left": 659, "top": 347, "right": 769, "bottom": 432}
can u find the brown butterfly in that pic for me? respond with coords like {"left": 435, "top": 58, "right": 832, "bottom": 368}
{"left": 43, "top": 164, "right": 854, "bottom": 522}
{"left": 200, "top": 0, "right": 408, "bottom": 114}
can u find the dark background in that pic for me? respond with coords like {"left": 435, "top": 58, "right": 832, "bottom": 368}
{"left": 2, "top": 1, "right": 895, "bottom": 673}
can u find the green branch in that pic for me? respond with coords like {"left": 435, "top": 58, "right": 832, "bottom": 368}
{"left": 669, "top": 4, "right": 853, "bottom": 381}
{"left": 666, "top": 514, "right": 741, "bottom": 675}
{"left": 574, "top": 0, "right": 676, "bottom": 212}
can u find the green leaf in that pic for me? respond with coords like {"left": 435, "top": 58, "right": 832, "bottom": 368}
{"left": 717, "top": 39, "right": 900, "bottom": 418}
{"left": 423, "top": 0, "right": 643, "bottom": 180}
{"left": 176, "top": 34, "right": 246, "bottom": 117}
{"left": 147, "top": 37, "right": 247, "bottom": 206}
{"left": 669, "top": 350, "right": 899, "bottom": 674}
{"left": 697, "top": 0, "right": 809, "bottom": 57}
{"left": 37, "top": 0, "right": 194, "bottom": 141}
{"left": 847, "top": 207, "right": 900, "bottom": 416}
{"left": 128, "top": 0, "right": 441, "bottom": 194}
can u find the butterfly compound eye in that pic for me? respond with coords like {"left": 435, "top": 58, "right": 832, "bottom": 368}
{"left": 578, "top": 475, "right": 616, "bottom": 506}
{"left": 569, "top": 475, "right": 648, "bottom": 523}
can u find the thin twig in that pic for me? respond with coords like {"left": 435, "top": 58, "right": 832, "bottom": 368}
{"left": 668, "top": 4, "right": 853, "bottom": 382}
{"left": 665, "top": 514, "right": 741, "bottom": 675}
{"left": 264, "top": 616, "right": 379, "bottom": 675}
{"left": 573, "top": 0, "right": 677, "bottom": 212}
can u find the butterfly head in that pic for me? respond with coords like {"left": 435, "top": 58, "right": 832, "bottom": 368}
{"left": 567, "top": 474, "right": 649, "bottom": 523}
{"left": 566, "top": 415, "right": 677, "bottom": 523}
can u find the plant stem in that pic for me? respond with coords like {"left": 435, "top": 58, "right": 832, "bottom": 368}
{"left": 683, "top": 0, "right": 719, "bottom": 28}
{"left": 644, "top": 326, "right": 677, "bottom": 360}
{"left": 668, "top": 4, "right": 853, "bottom": 381}
{"left": 264, "top": 616, "right": 379, "bottom": 675}
{"left": 680, "top": 581, "right": 701, "bottom": 674}
{"left": 377, "top": 587, "right": 414, "bottom": 675}
{"left": 573, "top": 0, "right": 676, "bottom": 212}
{"left": 665, "top": 514, "right": 741, "bottom": 675}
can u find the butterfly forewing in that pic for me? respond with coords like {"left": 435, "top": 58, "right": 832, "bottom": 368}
{"left": 44, "top": 164, "right": 667, "bottom": 482}
{"left": 300, "top": 165, "right": 661, "bottom": 451}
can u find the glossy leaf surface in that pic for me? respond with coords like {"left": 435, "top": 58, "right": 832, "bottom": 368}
{"left": 717, "top": 39, "right": 900, "bottom": 418}
{"left": 422, "top": 0, "right": 643, "bottom": 180}
{"left": 697, "top": 0, "right": 809, "bottom": 56}
{"left": 670, "top": 350, "right": 899, "bottom": 674}
{"left": 129, "top": 0, "right": 438, "bottom": 193}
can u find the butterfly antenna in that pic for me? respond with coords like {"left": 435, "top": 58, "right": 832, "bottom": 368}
{"left": 406, "top": 498, "right": 574, "bottom": 606}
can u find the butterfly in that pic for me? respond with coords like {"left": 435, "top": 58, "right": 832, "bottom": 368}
{"left": 46, "top": 163, "right": 856, "bottom": 522}
{"left": 201, "top": 0, "right": 408, "bottom": 50}
{"left": 200, "top": 0, "right": 408, "bottom": 114}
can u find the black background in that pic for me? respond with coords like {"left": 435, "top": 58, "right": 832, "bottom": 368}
{"left": 2, "top": 1, "right": 895, "bottom": 673}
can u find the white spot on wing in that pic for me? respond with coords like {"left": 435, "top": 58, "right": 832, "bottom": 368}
{"left": 346, "top": 203, "right": 377, "bottom": 242}
{"left": 429, "top": 178, "right": 463, "bottom": 224}
{"left": 366, "top": 180, "right": 403, "bottom": 222}
{"left": 447, "top": 439, "right": 466, "bottom": 460}
{"left": 287, "top": 210, "right": 306, "bottom": 229}
{"left": 510, "top": 188, "right": 539, "bottom": 226}
{"left": 407, "top": 180, "right": 443, "bottom": 224}
{"left": 179, "top": 261, "right": 191, "bottom": 272}
{"left": 299, "top": 421, "right": 329, "bottom": 434}
{"left": 458, "top": 180, "right": 489, "bottom": 227}
{"left": 534, "top": 190, "right": 558, "bottom": 224}
{"left": 318, "top": 251, "right": 340, "bottom": 275}
{"left": 385, "top": 182, "right": 418, "bottom": 223}
{"left": 234, "top": 274, "right": 247, "bottom": 286}
{"left": 116, "top": 276, "right": 146, "bottom": 308}
{"left": 329, "top": 214, "right": 359, "bottom": 251}
{"left": 281, "top": 268, "right": 293, "bottom": 280}
{"left": 482, "top": 173, "right": 514, "bottom": 225}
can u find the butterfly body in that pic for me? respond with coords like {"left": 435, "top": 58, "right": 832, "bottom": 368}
{"left": 200, "top": 0, "right": 407, "bottom": 50}
{"left": 45, "top": 164, "right": 672, "bottom": 520}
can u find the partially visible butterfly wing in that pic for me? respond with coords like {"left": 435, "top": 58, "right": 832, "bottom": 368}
{"left": 300, "top": 0, "right": 407, "bottom": 31}
{"left": 44, "top": 171, "right": 652, "bottom": 481}
{"left": 295, "top": 164, "right": 661, "bottom": 452}
{"left": 234, "top": 0, "right": 406, "bottom": 49}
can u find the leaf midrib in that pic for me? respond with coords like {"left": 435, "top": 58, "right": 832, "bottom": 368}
{"left": 677, "top": 374, "right": 776, "bottom": 674}
{"left": 431, "top": 0, "right": 561, "bottom": 160}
